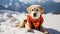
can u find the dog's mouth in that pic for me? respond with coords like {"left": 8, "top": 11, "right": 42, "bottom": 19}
{"left": 33, "top": 13, "right": 36, "bottom": 17}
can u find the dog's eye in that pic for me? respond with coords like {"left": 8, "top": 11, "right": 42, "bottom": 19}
{"left": 36, "top": 9, "right": 38, "bottom": 11}
{"left": 32, "top": 9, "right": 33, "bottom": 11}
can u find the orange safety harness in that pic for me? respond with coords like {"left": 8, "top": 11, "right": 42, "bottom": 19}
{"left": 26, "top": 15, "right": 44, "bottom": 30}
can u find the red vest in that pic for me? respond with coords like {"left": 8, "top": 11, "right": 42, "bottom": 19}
{"left": 26, "top": 15, "right": 44, "bottom": 30}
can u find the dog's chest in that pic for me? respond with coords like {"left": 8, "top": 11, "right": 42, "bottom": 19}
{"left": 29, "top": 19, "right": 41, "bottom": 28}
{"left": 27, "top": 15, "right": 43, "bottom": 28}
{"left": 33, "top": 22, "right": 40, "bottom": 28}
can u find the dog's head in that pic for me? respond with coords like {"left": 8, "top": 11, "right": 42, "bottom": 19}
{"left": 27, "top": 5, "right": 44, "bottom": 20}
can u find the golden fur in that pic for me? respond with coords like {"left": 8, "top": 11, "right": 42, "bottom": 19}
{"left": 15, "top": 5, "right": 49, "bottom": 34}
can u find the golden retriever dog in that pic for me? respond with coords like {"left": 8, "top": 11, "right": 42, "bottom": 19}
{"left": 15, "top": 5, "right": 49, "bottom": 34}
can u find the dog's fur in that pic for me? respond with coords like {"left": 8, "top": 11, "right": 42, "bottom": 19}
{"left": 27, "top": 5, "right": 43, "bottom": 20}
{"left": 15, "top": 5, "right": 48, "bottom": 34}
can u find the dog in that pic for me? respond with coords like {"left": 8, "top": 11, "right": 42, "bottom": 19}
{"left": 15, "top": 5, "right": 49, "bottom": 34}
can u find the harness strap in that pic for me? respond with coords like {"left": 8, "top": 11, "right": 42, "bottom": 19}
{"left": 30, "top": 19, "right": 42, "bottom": 31}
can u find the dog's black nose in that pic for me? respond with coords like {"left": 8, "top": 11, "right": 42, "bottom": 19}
{"left": 34, "top": 13, "right": 36, "bottom": 17}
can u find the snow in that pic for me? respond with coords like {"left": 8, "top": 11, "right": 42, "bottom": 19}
{"left": 15, "top": 2, "right": 21, "bottom": 8}
{"left": 4, "top": 4, "right": 8, "bottom": 8}
{"left": 43, "top": 14, "right": 60, "bottom": 31}
{"left": 36, "top": 0, "right": 46, "bottom": 3}
{"left": 9, "top": 2, "right": 12, "bottom": 6}
{"left": 19, "top": 0, "right": 35, "bottom": 4}
{"left": 10, "top": 0, "right": 13, "bottom": 2}
{"left": 0, "top": 10, "right": 60, "bottom": 34}
{"left": 52, "top": 0, "right": 60, "bottom": 3}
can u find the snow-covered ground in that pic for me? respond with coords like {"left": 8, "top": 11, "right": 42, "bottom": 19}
{"left": 0, "top": 10, "right": 60, "bottom": 34}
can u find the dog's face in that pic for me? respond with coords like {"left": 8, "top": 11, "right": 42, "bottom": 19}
{"left": 27, "top": 5, "right": 44, "bottom": 19}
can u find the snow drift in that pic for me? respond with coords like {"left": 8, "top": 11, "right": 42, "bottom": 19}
{"left": 0, "top": 10, "right": 60, "bottom": 34}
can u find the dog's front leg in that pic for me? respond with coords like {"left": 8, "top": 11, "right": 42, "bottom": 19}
{"left": 25, "top": 22, "right": 31, "bottom": 32}
{"left": 19, "top": 22, "right": 25, "bottom": 28}
{"left": 40, "top": 25, "right": 49, "bottom": 34}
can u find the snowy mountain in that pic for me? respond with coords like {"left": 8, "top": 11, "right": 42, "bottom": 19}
{"left": 0, "top": 0, "right": 60, "bottom": 14}
{"left": 0, "top": 10, "right": 60, "bottom": 34}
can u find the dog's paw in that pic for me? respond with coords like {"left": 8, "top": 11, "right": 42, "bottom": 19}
{"left": 14, "top": 23, "right": 20, "bottom": 27}
{"left": 44, "top": 31, "right": 49, "bottom": 34}
{"left": 15, "top": 24, "right": 19, "bottom": 27}
{"left": 26, "top": 27, "right": 31, "bottom": 32}
{"left": 27, "top": 29, "right": 31, "bottom": 32}
{"left": 19, "top": 25, "right": 24, "bottom": 28}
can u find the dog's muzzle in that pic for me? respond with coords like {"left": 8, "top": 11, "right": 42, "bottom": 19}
{"left": 33, "top": 13, "right": 36, "bottom": 17}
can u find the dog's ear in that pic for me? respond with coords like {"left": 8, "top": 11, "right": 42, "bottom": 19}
{"left": 27, "top": 6, "right": 31, "bottom": 13}
{"left": 39, "top": 7, "right": 44, "bottom": 14}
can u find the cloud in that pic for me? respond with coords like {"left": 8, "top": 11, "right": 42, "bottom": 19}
{"left": 52, "top": 0, "right": 60, "bottom": 3}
